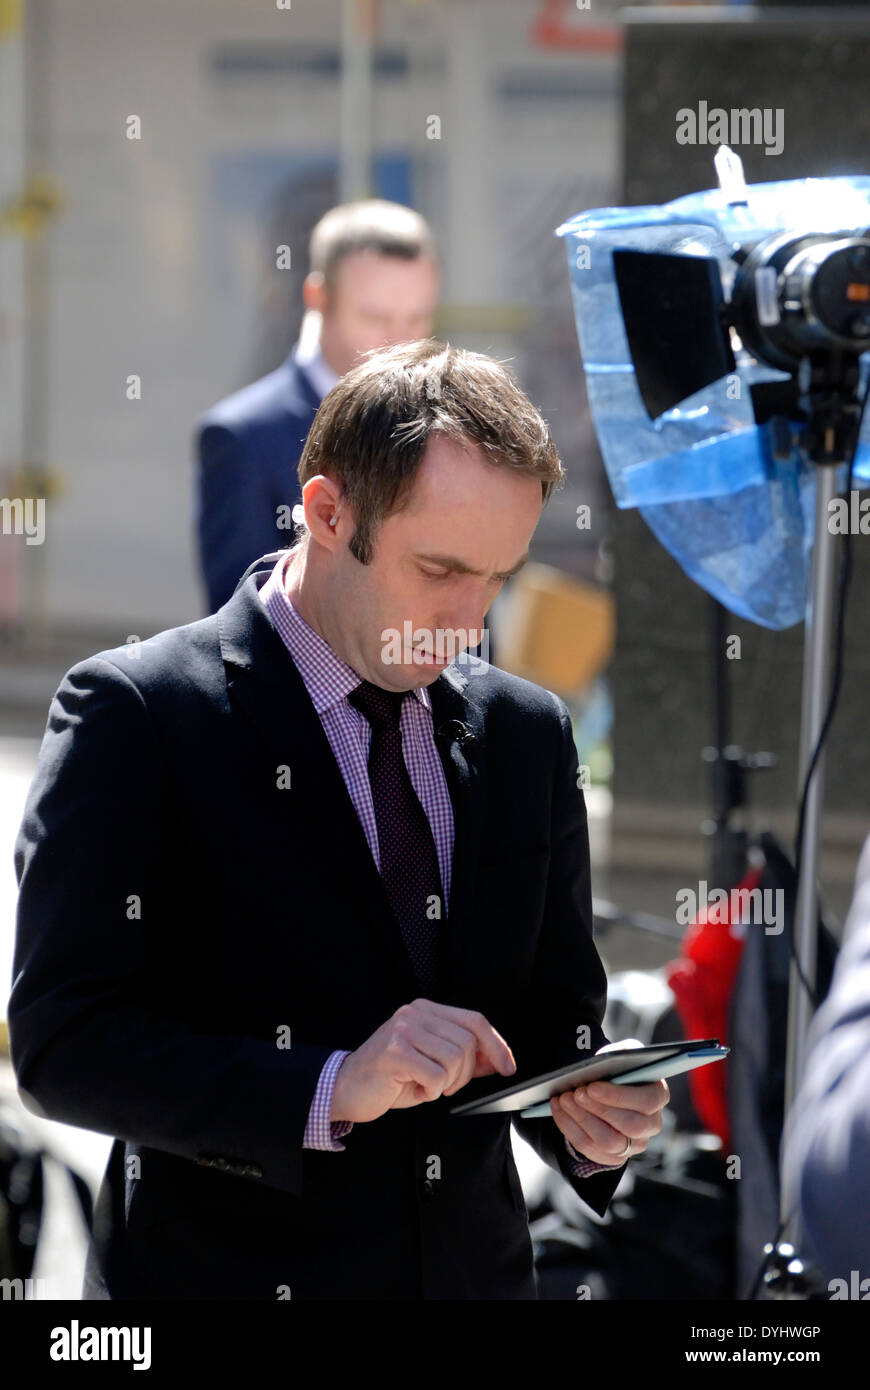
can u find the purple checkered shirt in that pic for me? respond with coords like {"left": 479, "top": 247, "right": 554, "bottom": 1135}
{"left": 260, "top": 548, "right": 613, "bottom": 1177}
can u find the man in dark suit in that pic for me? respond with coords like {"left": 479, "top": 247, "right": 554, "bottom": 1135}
{"left": 195, "top": 198, "right": 440, "bottom": 614}
{"left": 781, "top": 831, "right": 870, "bottom": 1287}
{"left": 10, "top": 338, "right": 668, "bottom": 1300}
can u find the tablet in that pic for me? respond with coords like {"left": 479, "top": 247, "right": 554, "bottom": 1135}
{"left": 448, "top": 1039, "right": 728, "bottom": 1116}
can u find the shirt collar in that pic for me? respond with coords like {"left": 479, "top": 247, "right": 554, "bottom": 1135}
{"left": 294, "top": 314, "right": 341, "bottom": 401}
{"left": 260, "top": 549, "right": 433, "bottom": 718}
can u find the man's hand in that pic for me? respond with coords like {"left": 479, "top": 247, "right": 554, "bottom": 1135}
{"left": 549, "top": 1037, "right": 669, "bottom": 1166}
{"left": 331, "top": 998, "right": 516, "bottom": 1124}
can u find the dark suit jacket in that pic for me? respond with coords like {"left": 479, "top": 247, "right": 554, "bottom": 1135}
{"left": 780, "top": 832, "right": 870, "bottom": 1283}
{"left": 195, "top": 347, "right": 322, "bottom": 614}
{"left": 9, "top": 553, "right": 626, "bottom": 1301}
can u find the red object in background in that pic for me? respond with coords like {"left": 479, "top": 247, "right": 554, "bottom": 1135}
{"left": 530, "top": 0, "right": 623, "bottom": 54}
{"left": 665, "top": 865, "right": 763, "bottom": 1152}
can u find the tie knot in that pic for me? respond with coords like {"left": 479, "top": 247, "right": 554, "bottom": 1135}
{"left": 348, "top": 679, "right": 406, "bottom": 733}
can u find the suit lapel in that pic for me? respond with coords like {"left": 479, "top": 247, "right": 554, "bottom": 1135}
{"left": 427, "top": 665, "right": 486, "bottom": 998}
{"left": 218, "top": 561, "right": 486, "bottom": 1000}
{"left": 285, "top": 345, "right": 325, "bottom": 415}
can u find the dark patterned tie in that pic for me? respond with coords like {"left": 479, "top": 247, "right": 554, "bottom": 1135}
{"left": 348, "top": 678, "right": 446, "bottom": 997}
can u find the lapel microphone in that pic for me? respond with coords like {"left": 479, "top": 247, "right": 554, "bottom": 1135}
{"left": 436, "top": 719, "right": 476, "bottom": 749}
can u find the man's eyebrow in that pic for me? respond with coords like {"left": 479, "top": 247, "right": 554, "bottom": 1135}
{"left": 414, "top": 551, "right": 530, "bottom": 581}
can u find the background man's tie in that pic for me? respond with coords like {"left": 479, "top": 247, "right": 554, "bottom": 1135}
{"left": 348, "top": 678, "right": 446, "bottom": 997}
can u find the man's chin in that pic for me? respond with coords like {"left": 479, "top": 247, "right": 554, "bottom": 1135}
{"left": 403, "top": 649, "right": 458, "bottom": 683}
{"left": 372, "top": 645, "right": 463, "bottom": 688}
{"left": 414, "top": 648, "right": 454, "bottom": 668}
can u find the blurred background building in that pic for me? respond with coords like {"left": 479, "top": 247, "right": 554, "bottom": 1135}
{"left": 1, "top": 0, "right": 625, "bottom": 640}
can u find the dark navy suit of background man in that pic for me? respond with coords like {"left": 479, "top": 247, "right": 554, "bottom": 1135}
{"left": 195, "top": 343, "right": 326, "bottom": 615}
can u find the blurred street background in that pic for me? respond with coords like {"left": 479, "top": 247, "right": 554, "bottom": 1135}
{"left": 3, "top": 0, "right": 870, "bottom": 1301}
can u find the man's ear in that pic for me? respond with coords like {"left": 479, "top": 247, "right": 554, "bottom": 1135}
{"left": 303, "top": 271, "right": 327, "bottom": 314}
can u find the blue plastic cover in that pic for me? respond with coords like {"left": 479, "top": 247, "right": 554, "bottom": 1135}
{"left": 556, "top": 175, "right": 870, "bottom": 628}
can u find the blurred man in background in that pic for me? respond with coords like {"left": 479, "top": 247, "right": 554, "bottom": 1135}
{"left": 195, "top": 198, "right": 440, "bottom": 613}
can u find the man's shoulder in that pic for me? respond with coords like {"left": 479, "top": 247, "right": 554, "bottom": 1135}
{"left": 196, "top": 353, "right": 317, "bottom": 440}
{"left": 55, "top": 626, "right": 573, "bottom": 740}
{"left": 61, "top": 611, "right": 224, "bottom": 707}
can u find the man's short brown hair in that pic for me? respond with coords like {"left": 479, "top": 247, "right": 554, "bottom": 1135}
{"left": 309, "top": 199, "right": 438, "bottom": 292}
{"left": 295, "top": 338, "right": 565, "bottom": 565}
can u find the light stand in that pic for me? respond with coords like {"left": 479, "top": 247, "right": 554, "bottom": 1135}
{"left": 783, "top": 460, "right": 840, "bottom": 1193}
{"left": 759, "top": 460, "right": 841, "bottom": 1300}
{"left": 761, "top": 362, "right": 865, "bottom": 1297}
